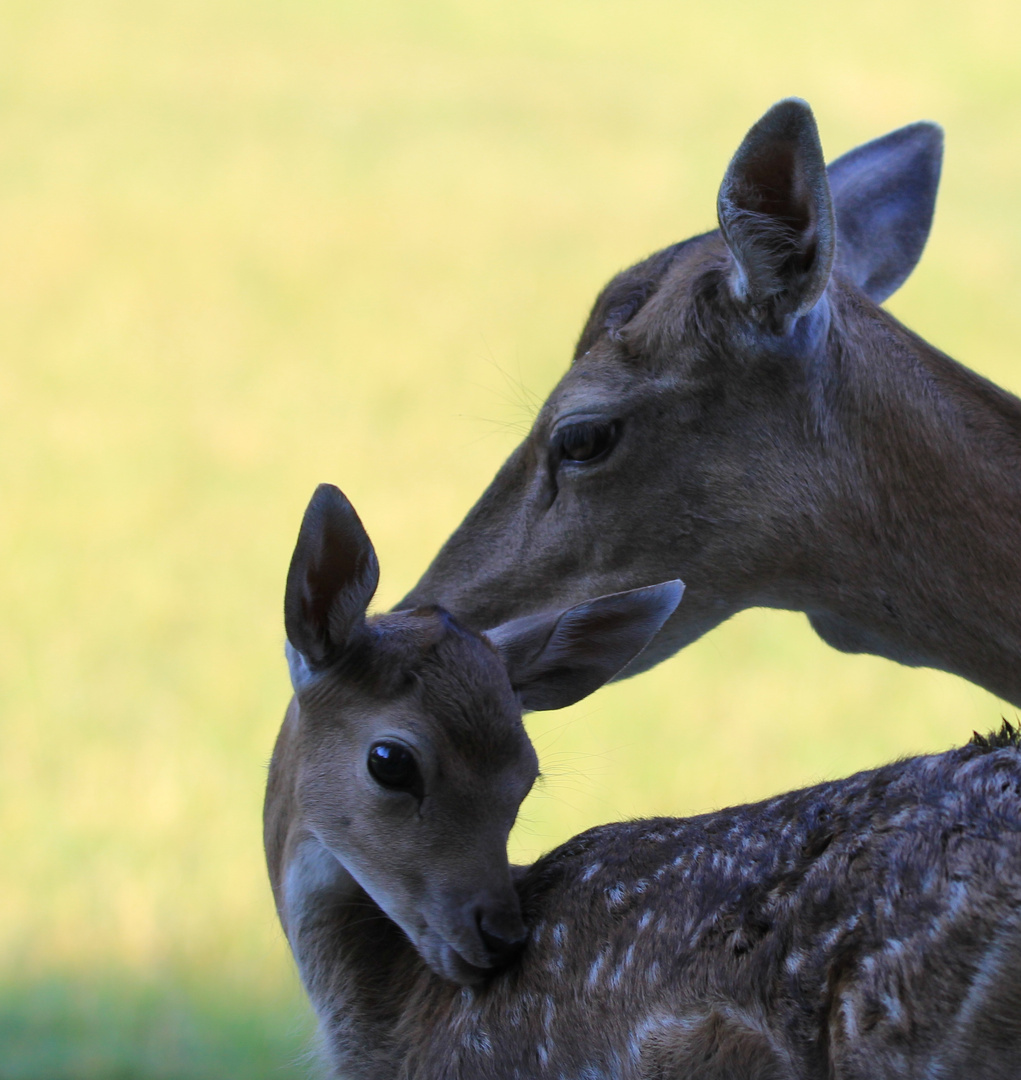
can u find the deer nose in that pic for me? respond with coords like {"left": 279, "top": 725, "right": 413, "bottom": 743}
{"left": 475, "top": 907, "right": 527, "bottom": 966}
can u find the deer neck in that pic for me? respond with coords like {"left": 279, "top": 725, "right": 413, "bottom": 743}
{"left": 804, "top": 308, "right": 1021, "bottom": 705}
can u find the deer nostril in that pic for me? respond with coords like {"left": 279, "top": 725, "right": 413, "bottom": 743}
{"left": 476, "top": 909, "right": 527, "bottom": 965}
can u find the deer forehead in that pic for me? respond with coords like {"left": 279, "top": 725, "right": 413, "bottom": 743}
{"left": 543, "top": 358, "right": 670, "bottom": 435}
{"left": 297, "top": 612, "right": 536, "bottom": 785}
{"left": 413, "top": 621, "right": 534, "bottom": 758}
{"left": 571, "top": 232, "right": 712, "bottom": 353}
{"left": 551, "top": 297, "right": 720, "bottom": 424}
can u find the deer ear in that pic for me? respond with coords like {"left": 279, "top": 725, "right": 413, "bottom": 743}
{"left": 284, "top": 484, "right": 379, "bottom": 673}
{"left": 484, "top": 581, "right": 683, "bottom": 712}
{"left": 827, "top": 121, "right": 943, "bottom": 304}
{"left": 718, "top": 98, "right": 835, "bottom": 326}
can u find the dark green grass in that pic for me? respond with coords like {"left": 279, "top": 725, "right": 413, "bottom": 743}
{"left": 0, "top": 977, "right": 314, "bottom": 1080}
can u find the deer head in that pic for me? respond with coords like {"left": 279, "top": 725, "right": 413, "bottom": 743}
{"left": 403, "top": 98, "right": 948, "bottom": 681}
{"left": 282, "top": 484, "right": 682, "bottom": 985}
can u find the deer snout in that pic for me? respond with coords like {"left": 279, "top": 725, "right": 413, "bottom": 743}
{"left": 475, "top": 904, "right": 527, "bottom": 966}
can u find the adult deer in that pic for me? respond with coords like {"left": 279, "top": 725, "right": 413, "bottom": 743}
{"left": 268, "top": 484, "right": 1021, "bottom": 1079}
{"left": 402, "top": 98, "right": 1021, "bottom": 706}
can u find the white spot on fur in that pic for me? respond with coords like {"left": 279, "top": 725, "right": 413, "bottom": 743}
{"left": 587, "top": 949, "right": 609, "bottom": 989}
{"left": 883, "top": 937, "right": 906, "bottom": 958}
{"left": 820, "top": 915, "right": 859, "bottom": 951}
{"left": 880, "top": 991, "right": 904, "bottom": 1025}
{"left": 628, "top": 1014, "right": 669, "bottom": 1063}
{"left": 840, "top": 995, "right": 860, "bottom": 1041}
{"left": 606, "top": 882, "right": 628, "bottom": 908}
{"left": 552, "top": 923, "right": 567, "bottom": 948}
{"left": 462, "top": 1028, "right": 493, "bottom": 1055}
{"left": 785, "top": 950, "right": 805, "bottom": 974}
{"left": 944, "top": 878, "right": 968, "bottom": 917}
{"left": 580, "top": 862, "right": 602, "bottom": 883}
{"left": 637, "top": 910, "right": 653, "bottom": 932}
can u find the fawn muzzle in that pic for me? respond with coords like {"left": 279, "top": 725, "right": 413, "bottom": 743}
{"left": 420, "top": 886, "right": 526, "bottom": 985}
{"left": 475, "top": 903, "right": 527, "bottom": 966}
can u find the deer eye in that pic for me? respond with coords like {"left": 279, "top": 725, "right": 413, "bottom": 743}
{"left": 552, "top": 420, "right": 619, "bottom": 464}
{"left": 367, "top": 741, "right": 422, "bottom": 795}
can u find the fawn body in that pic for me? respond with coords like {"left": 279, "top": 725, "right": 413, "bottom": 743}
{"left": 403, "top": 98, "right": 1021, "bottom": 705}
{"left": 267, "top": 485, "right": 1021, "bottom": 1079}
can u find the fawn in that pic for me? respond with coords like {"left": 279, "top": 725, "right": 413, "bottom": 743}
{"left": 267, "top": 484, "right": 1021, "bottom": 1079}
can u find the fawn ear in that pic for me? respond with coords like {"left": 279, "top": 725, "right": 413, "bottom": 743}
{"left": 827, "top": 121, "right": 943, "bottom": 304}
{"left": 485, "top": 581, "right": 683, "bottom": 711}
{"left": 284, "top": 484, "right": 379, "bottom": 676}
{"left": 718, "top": 98, "right": 835, "bottom": 326}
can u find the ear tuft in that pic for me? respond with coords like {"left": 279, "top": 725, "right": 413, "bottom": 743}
{"left": 486, "top": 580, "right": 683, "bottom": 712}
{"left": 284, "top": 484, "right": 379, "bottom": 669}
{"left": 285, "top": 639, "right": 318, "bottom": 695}
{"left": 827, "top": 121, "right": 943, "bottom": 304}
{"left": 718, "top": 98, "right": 835, "bottom": 324}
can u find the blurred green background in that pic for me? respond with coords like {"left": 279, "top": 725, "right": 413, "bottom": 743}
{"left": 2, "top": 0, "right": 1020, "bottom": 1075}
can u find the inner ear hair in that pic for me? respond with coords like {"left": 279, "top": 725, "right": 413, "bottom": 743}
{"left": 284, "top": 483, "right": 380, "bottom": 667}
{"left": 717, "top": 98, "right": 835, "bottom": 327}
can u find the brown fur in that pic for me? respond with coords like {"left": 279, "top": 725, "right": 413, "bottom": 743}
{"left": 271, "top": 486, "right": 686, "bottom": 1077}
{"left": 267, "top": 592, "right": 1021, "bottom": 1079}
{"left": 403, "top": 101, "right": 1021, "bottom": 705}
{"left": 641, "top": 1011, "right": 795, "bottom": 1079}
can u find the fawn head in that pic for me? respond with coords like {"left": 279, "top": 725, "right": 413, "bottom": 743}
{"left": 284, "top": 484, "right": 682, "bottom": 985}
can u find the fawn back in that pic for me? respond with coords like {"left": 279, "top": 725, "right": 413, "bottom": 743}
{"left": 396, "top": 731, "right": 1021, "bottom": 1080}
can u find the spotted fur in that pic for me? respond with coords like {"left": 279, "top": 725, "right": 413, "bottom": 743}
{"left": 268, "top": 567, "right": 1021, "bottom": 1078}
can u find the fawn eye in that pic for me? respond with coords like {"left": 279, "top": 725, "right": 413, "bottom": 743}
{"left": 552, "top": 420, "right": 619, "bottom": 464}
{"left": 367, "top": 741, "right": 422, "bottom": 795}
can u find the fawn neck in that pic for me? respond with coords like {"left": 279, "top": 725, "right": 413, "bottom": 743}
{"left": 264, "top": 688, "right": 505, "bottom": 1078}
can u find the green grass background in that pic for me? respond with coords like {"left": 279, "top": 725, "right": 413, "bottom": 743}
{"left": 2, "top": 0, "right": 1021, "bottom": 1075}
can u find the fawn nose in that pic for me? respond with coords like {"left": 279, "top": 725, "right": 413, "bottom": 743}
{"left": 476, "top": 907, "right": 527, "bottom": 966}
